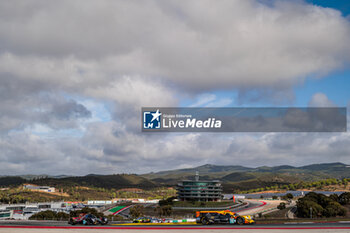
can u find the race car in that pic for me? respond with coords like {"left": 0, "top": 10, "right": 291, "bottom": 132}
{"left": 195, "top": 210, "right": 255, "bottom": 225}
{"left": 133, "top": 217, "right": 152, "bottom": 223}
{"left": 68, "top": 213, "right": 108, "bottom": 225}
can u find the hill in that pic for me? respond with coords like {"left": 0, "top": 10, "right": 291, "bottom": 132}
{"left": 142, "top": 162, "right": 350, "bottom": 192}
{"left": 0, "top": 174, "right": 158, "bottom": 190}
{"left": 143, "top": 164, "right": 251, "bottom": 181}
{"left": 1, "top": 163, "right": 350, "bottom": 193}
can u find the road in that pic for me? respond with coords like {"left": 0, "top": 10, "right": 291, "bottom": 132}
{"left": 230, "top": 199, "right": 262, "bottom": 213}
{"left": 1, "top": 221, "right": 350, "bottom": 233}
{"left": 0, "top": 200, "right": 336, "bottom": 232}
{"left": 1, "top": 220, "right": 350, "bottom": 228}
{"left": 0, "top": 229, "right": 348, "bottom": 233}
{"left": 230, "top": 199, "right": 282, "bottom": 216}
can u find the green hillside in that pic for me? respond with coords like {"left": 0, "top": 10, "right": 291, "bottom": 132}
{"left": 143, "top": 164, "right": 251, "bottom": 180}
{"left": 142, "top": 162, "right": 350, "bottom": 192}
{"left": 1, "top": 163, "right": 350, "bottom": 193}
{"left": 0, "top": 174, "right": 158, "bottom": 190}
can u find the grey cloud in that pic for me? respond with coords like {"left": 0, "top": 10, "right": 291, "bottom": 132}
{"left": 237, "top": 88, "right": 295, "bottom": 105}
{"left": 0, "top": 1, "right": 349, "bottom": 175}
{"left": 0, "top": 79, "right": 91, "bottom": 132}
{"left": 50, "top": 100, "right": 91, "bottom": 120}
{"left": 0, "top": 1, "right": 349, "bottom": 91}
{"left": 1, "top": 122, "right": 350, "bottom": 175}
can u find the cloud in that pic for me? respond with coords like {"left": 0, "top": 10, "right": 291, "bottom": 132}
{"left": 189, "top": 94, "right": 232, "bottom": 107}
{"left": 2, "top": 127, "right": 350, "bottom": 175}
{"left": 308, "top": 92, "right": 336, "bottom": 107}
{"left": 0, "top": 0, "right": 349, "bottom": 91}
{"left": 190, "top": 94, "right": 217, "bottom": 107}
{"left": 0, "top": 91, "right": 91, "bottom": 132}
{"left": 0, "top": 0, "right": 349, "bottom": 174}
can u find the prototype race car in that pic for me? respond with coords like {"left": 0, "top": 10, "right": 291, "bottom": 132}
{"left": 68, "top": 213, "right": 108, "bottom": 225}
{"left": 195, "top": 210, "right": 255, "bottom": 225}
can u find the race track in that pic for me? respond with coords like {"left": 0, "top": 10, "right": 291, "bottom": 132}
{"left": 1, "top": 220, "right": 350, "bottom": 231}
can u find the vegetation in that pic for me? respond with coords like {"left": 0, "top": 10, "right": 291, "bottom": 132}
{"left": 239, "top": 178, "right": 350, "bottom": 194}
{"left": 129, "top": 205, "right": 145, "bottom": 219}
{"left": 116, "top": 188, "right": 176, "bottom": 200}
{"left": 172, "top": 201, "right": 235, "bottom": 208}
{"left": 159, "top": 197, "right": 176, "bottom": 206}
{"left": 2, "top": 163, "right": 350, "bottom": 201}
{"left": 29, "top": 207, "right": 108, "bottom": 221}
{"left": 277, "top": 202, "right": 286, "bottom": 210}
{"left": 63, "top": 186, "right": 115, "bottom": 201}
{"left": 29, "top": 210, "right": 69, "bottom": 220}
{"left": 143, "top": 162, "right": 350, "bottom": 192}
{"left": 0, "top": 177, "right": 26, "bottom": 187}
{"left": 69, "top": 207, "right": 105, "bottom": 218}
{"left": 296, "top": 192, "right": 347, "bottom": 218}
{"left": 0, "top": 188, "right": 63, "bottom": 203}
{"left": 284, "top": 193, "right": 294, "bottom": 200}
{"left": 0, "top": 174, "right": 159, "bottom": 190}
{"left": 339, "top": 192, "right": 350, "bottom": 205}
{"left": 0, "top": 185, "right": 175, "bottom": 203}
{"left": 154, "top": 205, "right": 172, "bottom": 217}
{"left": 30, "top": 174, "right": 159, "bottom": 190}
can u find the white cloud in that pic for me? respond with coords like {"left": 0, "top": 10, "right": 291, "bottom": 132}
{"left": 0, "top": 0, "right": 349, "bottom": 174}
{"left": 190, "top": 94, "right": 233, "bottom": 107}
{"left": 0, "top": 0, "right": 349, "bottom": 91}
{"left": 308, "top": 92, "right": 336, "bottom": 107}
{"left": 190, "top": 94, "right": 217, "bottom": 107}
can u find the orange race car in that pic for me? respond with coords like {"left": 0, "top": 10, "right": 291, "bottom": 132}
{"left": 195, "top": 210, "right": 255, "bottom": 225}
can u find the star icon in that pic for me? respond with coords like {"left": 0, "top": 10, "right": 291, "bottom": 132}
{"left": 151, "top": 109, "right": 162, "bottom": 122}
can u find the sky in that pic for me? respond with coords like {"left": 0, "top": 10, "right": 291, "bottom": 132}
{"left": 0, "top": 0, "right": 350, "bottom": 175}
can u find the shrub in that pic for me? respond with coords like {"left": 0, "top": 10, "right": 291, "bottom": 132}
{"left": 277, "top": 202, "right": 286, "bottom": 210}
{"left": 70, "top": 207, "right": 105, "bottom": 218}
{"left": 339, "top": 192, "right": 350, "bottom": 205}
{"left": 129, "top": 205, "right": 144, "bottom": 219}
{"left": 29, "top": 210, "right": 69, "bottom": 220}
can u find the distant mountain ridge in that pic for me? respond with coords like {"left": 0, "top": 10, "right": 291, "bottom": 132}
{"left": 141, "top": 162, "right": 350, "bottom": 192}
{"left": 1, "top": 163, "right": 350, "bottom": 192}
{"left": 0, "top": 174, "right": 158, "bottom": 190}
{"left": 142, "top": 162, "right": 350, "bottom": 179}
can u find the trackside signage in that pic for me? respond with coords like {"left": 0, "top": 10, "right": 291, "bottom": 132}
{"left": 141, "top": 107, "right": 347, "bottom": 132}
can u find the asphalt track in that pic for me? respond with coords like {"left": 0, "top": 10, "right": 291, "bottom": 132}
{"left": 232, "top": 200, "right": 265, "bottom": 213}
{"left": 1, "top": 221, "right": 350, "bottom": 233}
{"left": 0, "top": 201, "right": 347, "bottom": 232}
{"left": 1, "top": 220, "right": 350, "bottom": 228}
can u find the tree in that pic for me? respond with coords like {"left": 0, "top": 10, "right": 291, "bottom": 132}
{"left": 285, "top": 193, "right": 294, "bottom": 200}
{"left": 272, "top": 196, "right": 278, "bottom": 200}
{"left": 161, "top": 205, "right": 172, "bottom": 217}
{"left": 323, "top": 202, "right": 347, "bottom": 217}
{"left": 154, "top": 205, "right": 172, "bottom": 217}
{"left": 296, "top": 192, "right": 347, "bottom": 218}
{"left": 29, "top": 210, "right": 69, "bottom": 220}
{"left": 70, "top": 207, "right": 105, "bottom": 218}
{"left": 159, "top": 197, "right": 176, "bottom": 206}
{"left": 277, "top": 202, "right": 286, "bottom": 210}
{"left": 129, "top": 205, "right": 144, "bottom": 219}
{"left": 288, "top": 184, "right": 296, "bottom": 191}
{"left": 339, "top": 192, "right": 350, "bottom": 205}
{"left": 329, "top": 194, "right": 339, "bottom": 203}
{"left": 296, "top": 200, "right": 324, "bottom": 218}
